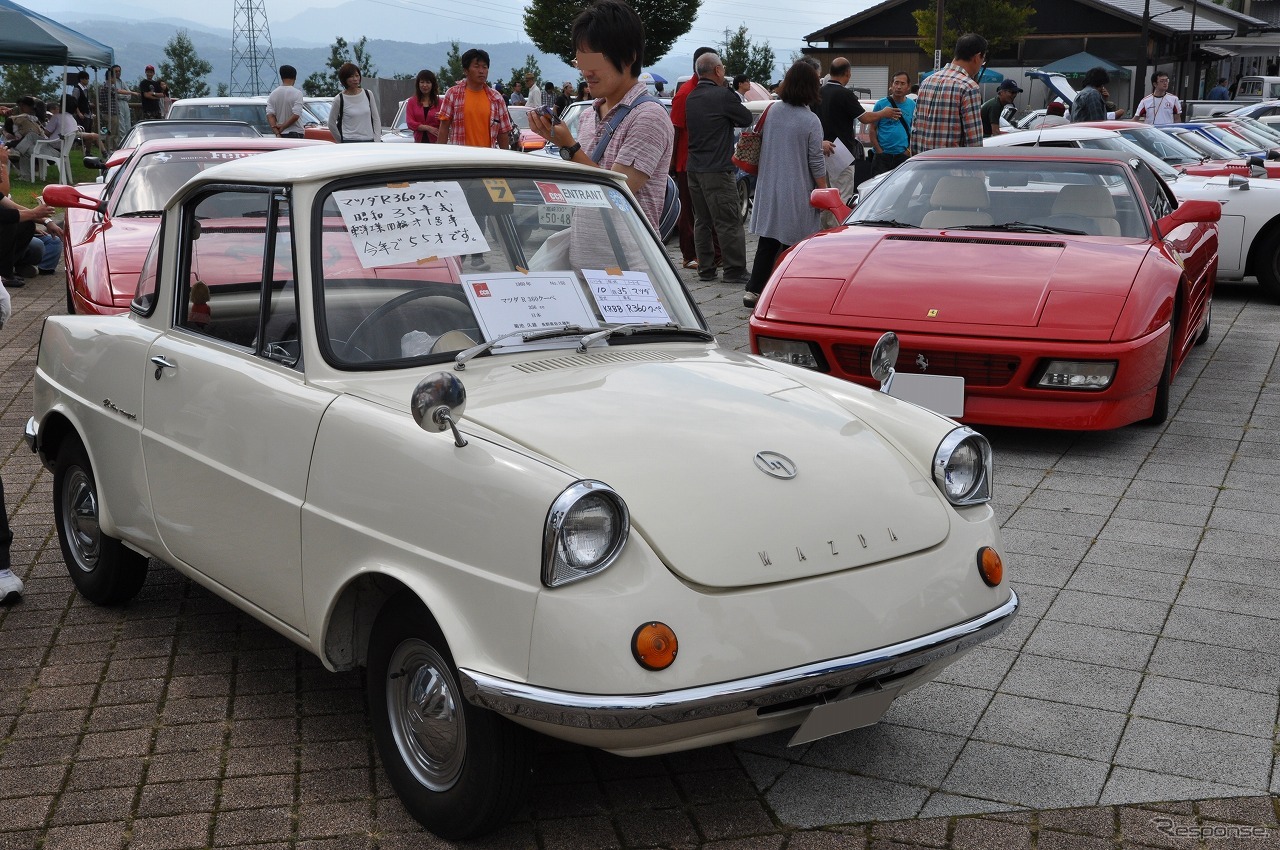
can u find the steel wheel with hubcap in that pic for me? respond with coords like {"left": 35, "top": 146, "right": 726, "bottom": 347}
{"left": 368, "top": 594, "right": 532, "bottom": 840}
{"left": 53, "top": 437, "right": 148, "bottom": 605}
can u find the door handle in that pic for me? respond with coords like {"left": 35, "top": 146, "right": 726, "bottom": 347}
{"left": 150, "top": 356, "right": 176, "bottom": 380}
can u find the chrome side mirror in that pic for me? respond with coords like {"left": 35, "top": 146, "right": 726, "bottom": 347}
{"left": 411, "top": 372, "right": 468, "bottom": 447}
{"left": 870, "top": 331, "right": 900, "bottom": 390}
{"left": 1228, "top": 174, "right": 1250, "bottom": 190}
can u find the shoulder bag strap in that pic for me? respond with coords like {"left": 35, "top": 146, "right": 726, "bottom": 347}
{"left": 589, "top": 94, "right": 663, "bottom": 163}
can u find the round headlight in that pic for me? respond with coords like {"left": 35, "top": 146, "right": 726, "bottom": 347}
{"left": 543, "top": 481, "right": 630, "bottom": 587}
{"left": 933, "top": 428, "right": 992, "bottom": 506}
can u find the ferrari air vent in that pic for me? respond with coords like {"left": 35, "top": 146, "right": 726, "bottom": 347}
{"left": 885, "top": 235, "right": 1065, "bottom": 249}
{"left": 512, "top": 350, "right": 678, "bottom": 373}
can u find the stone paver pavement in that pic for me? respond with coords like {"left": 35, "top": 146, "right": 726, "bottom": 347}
{"left": 1, "top": 254, "right": 1277, "bottom": 847}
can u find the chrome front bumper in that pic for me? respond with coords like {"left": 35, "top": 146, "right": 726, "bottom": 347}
{"left": 459, "top": 589, "right": 1017, "bottom": 731}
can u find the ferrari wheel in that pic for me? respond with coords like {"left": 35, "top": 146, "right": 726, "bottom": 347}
{"left": 1195, "top": 300, "right": 1211, "bottom": 346}
{"left": 65, "top": 283, "right": 75, "bottom": 315}
{"left": 367, "top": 594, "right": 532, "bottom": 840}
{"left": 53, "top": 437, "right": 148, "bottom": 605}
{"left": 737, "top": 178, "right": 751, "bottom": 223}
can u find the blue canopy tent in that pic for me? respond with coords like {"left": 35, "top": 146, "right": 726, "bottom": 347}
{"left": 1038, "top": 51, "right": 1130, "bottom": 79}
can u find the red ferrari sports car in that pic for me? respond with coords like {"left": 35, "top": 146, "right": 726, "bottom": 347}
{"left": 749, "top": 147, "right": 1220, "bottom": 430}
{"left": 48, "top": 136, "right": 325, "bottom": 315}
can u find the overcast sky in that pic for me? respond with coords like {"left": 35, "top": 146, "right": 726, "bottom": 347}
{"left": 45, "top": 0, "right": 878, "bottom": 66}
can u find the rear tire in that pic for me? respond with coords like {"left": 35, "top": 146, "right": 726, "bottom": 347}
{"left": 737, "top": 178, "right": 751, "bottom": 223}
{"left": 65, "top": 282, "right": 75, "bottom": 315}
{"left": 1256, "top": 235, "right": 1280, "bottom": 302}
{"left": 367, "top": 593, "right": 532, "bottom": 840}
{"left": 1195, "top": 299, "right": 1211, "bottom": 346}
{"left": 53, "top": 437, "right": 148, "bottom": 604}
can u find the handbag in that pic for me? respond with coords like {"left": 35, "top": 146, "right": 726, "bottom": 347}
{"left": 732, "top": 103, "right": 772, "bottom": 175}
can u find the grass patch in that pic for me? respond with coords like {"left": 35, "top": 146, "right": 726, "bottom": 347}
{"left": 8, "top": 147, "right": 99, "bottom": 207}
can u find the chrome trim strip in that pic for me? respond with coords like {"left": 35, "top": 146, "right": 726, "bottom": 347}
{"left": 459, "top": 590, "right": 1018, "bottom": 730}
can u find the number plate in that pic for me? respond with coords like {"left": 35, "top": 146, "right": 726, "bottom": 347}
{"left": 884, "top": 372, "right": 965, "bottom": 417}
{"left": 538, "top": 205, "right": 573, "bottom": 227}
{"left": 788, "top": 686, "right": 901, "bottom": 746}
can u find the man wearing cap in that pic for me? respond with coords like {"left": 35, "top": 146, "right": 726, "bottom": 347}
{"left": 139, "top": 65, "right": 163, "bottom": 119}
{"left": 981, "top": 79, "right": 1022, "bottom": 137}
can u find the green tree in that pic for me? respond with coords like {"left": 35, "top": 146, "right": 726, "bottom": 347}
{"left": 159, "top": 29, "right": 213, "bottom": 98}
{"left": 303, "top": 35, "right": 378, "bottom": 96}
{"left": 523, "top": 0, "right": 698, "bottom": 67}
{"left": 437, "top": 41, "right": 463, "bottom": 87}
{"left": 912, "top": 0, "right": 1034, "bottom": 58}
{"left": 216, "top": 82, "right": 229, "bottom": 96}
{"left": 718, "top": 26, "right": 776, "bottom": 84}
{"left": 509, "top": 54, "right": 543, "bottom": 90}
{"left": 0, "top": 64, "right": 57, "bottom": 104}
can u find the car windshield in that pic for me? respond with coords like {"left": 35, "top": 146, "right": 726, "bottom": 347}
{"left": 1069, "top": 135, "right": 1182, "bottom": 180}
{"left": 315, "top": 171, "right": 706, "bottom": 368}
{"left": 850, "top": 158, "right": 1148, "bottom": 238}
{"left": 509, "top": 106, "right": 532, "bottom": 130}
{"left": 121, "top": 121, "right": 261, "bottom": 147}
{"left": 560, "top": 102, "right": 590, "bottom": 138}
{"left": 1117, "top": 127, "right": 1203, "bottom": 166}
{"left": 306, "top": 100, "right": 332, "bottom": 122}
{"left": 1199, "top": 125, "right": 1260, "bottom": 154}
{"left": 1214, "top": 122, "right": 1277, "bottom": 150}
{"left": 113, "top": 149, "right": 274, "bottom": 216}
{"left": 1169, "top": 128, "right": 1236, "bottom": 160}
{"left": 1232, "top": 116, "right": 1280, "bottom": 144}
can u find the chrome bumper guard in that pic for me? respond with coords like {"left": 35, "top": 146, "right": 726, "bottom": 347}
{"left": 459, "top": 590, "right": 1017, "bottom": 731}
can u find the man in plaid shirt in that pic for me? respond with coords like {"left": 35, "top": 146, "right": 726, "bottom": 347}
{"left": 437, "top": 48, "right": 514, "bottom": 148}
{"left": 909, "top": 33, "right": 987, "bottom": 154}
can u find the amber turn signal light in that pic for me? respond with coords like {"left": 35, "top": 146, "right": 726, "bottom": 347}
{"left": 632, "top": 622, "right": 678, "bottom": 671}
{"left": 977, "top": 547, "right": 1003, "bottom": 587}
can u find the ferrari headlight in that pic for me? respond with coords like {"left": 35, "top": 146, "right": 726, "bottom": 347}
{"left": 1036, "top": 360, "right": 1116, "bottom": 390}
{"left": 542, "top": 481, "right": 630, "bottom": 587}
{"left": 933, "top": 427, "right": 992, "bottom": 506}
{"left": 755, "top": 336, "right": 825, "bottom": 370}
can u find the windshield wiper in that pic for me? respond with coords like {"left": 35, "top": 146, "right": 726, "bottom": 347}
{"left": 852, "top": 218, "right": 919, "bottom": 228}
{"left": 951, "top": 221, "right": 1086, "bottom": 235}
{"left": 116, "top": 210, "right": 162, "bottom": 218}
{"left": 454, "top": 322, "right": 714, "bottom": 368}
{"left": 576, "top": 322, "right": 713, "bottom": 351}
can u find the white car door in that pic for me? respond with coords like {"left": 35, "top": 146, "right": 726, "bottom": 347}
{"left": 141, "top": 187, "right": 332, "bottom": 631}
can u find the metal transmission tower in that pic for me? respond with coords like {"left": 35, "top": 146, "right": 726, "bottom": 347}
{"left": 229, "top": 0, "right": 278, "bottom": 96}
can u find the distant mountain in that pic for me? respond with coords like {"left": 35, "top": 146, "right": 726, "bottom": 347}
{"left": 39, "top": 11, "right": 690, "bottom": 92}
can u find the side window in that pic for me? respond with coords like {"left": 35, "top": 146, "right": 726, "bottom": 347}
{"left": 178, "top": 188, "right": 300, "bottom": 366}
{"left": 1133, "top": 163, "right": 1173, "bottom": 221}
{"left": 131, "top": 226, "right": 163, "bottom": 315}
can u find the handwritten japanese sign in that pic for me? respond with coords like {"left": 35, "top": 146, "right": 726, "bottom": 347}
{"left": 582, "top": 269, "right": 670, "bottom": 324}
{"left": 332, "top": 181, "right": 490, "bottom": 268}
{"left": 462, "top": 272, "right": 600, "bottom": 343}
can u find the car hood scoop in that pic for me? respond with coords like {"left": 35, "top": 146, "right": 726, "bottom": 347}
{"left": 465, "top": 350, "right": 951, "bottom": 588}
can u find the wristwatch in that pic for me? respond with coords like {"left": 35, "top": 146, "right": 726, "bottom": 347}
{"left": 559, "top": 142, "right": 581, "bottom": 161}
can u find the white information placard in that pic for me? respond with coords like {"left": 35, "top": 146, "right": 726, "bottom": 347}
{"left": 332, "top": 181, "right": 490, "bottom": 268}
{"left": 461, "top": 272, "right": 600, "bottom": 342}
{"left": 582, "top": 269, "right": 671, "bottom": 324}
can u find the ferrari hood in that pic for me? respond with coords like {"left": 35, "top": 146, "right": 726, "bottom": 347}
{"left": 346, "top": 348, "right": 953, "bottom": 589}
{"left": 782, "top": 231, "right": 1148, "bottom": 335}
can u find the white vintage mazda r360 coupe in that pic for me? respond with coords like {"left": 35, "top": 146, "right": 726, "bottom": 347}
{"left": 28, "top": 145, "right": 1017, "bottom": 839}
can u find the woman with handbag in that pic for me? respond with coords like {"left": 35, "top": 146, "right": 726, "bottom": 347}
{"left": 742, "top": 60, "right": 827, "bottom": 308}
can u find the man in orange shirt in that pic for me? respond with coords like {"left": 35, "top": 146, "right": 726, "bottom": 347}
{"left": 437, "top": 49, "right": 515, "bottom": 270}
{"left": 437, "top": 49, "right": 514, "bottom": 148}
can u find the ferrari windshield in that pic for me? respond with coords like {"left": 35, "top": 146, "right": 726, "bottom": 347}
{"left": 315, "top": 172, "right": 705, "bottom": 368}
{"left": 1116, "top": 127, "right": 1204, "bottom": 166}
{"left": 850, "top": 158, "right": 1149, "bottom": 238}
{"left": 113, "top": 149, "right": 270, "bottom": 216}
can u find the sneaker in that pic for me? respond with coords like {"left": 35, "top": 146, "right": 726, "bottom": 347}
{"left": 743, "top": 291, "right": 760, "bottom": 308}
{"left": 15, "top": 263, "right": 38, "bottom": 279}
{"left": 697, "top": 271, "right": 718, "bottom": 282}
{"left": 722, "top": 271, "right": 752, "bottom": 287}
{"left": 38, "top": 269, "right": 57, "bottom": 276}
{"left": 1, "top": 276, "right": 24, "bottom": 289}
{"left": 0, "top": 569, "right": 22, "bottom": 604}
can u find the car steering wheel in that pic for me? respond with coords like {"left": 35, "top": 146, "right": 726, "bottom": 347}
{"left": 343, "top": 283, "right": 475, "bottom": 361}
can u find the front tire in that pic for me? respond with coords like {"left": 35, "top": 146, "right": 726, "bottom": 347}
{"left": 1195, "top": 299, "right": 1211, "bottom": 346}
{"left": 368, "top": 594, "right": 532, "bottom": 840}
{"left": 53, "top": 437, "right": 148, "bottom": 604}
{"left": 1257, "top": 235, "right": 1280, "bottom": 301}
{"left": 1143, "top": 334, "right": 1175, "bottom": 426}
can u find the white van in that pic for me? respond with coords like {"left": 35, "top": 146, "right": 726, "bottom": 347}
{"left": 1235, "top": 76, "right": 1280, "bottom": 103}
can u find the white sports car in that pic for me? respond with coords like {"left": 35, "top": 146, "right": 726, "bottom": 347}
{"left": 986, "top": 125, "right": 1280, "bottom": 300}
{"left": 28, "top": 145, "right": 1016, "bottom": 840}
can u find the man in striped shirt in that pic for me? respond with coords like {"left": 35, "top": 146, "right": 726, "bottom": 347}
{"left": 909, "top": 33, "right": 987, "bottom": 154}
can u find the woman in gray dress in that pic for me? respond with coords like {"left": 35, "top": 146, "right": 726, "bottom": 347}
{"left": 744, "top": 60, "right": 828, "bottom": 307}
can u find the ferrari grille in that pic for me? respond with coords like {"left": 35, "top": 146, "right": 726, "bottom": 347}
{"left": 833, "top": 344, "right": 1020, "bottom": 388}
